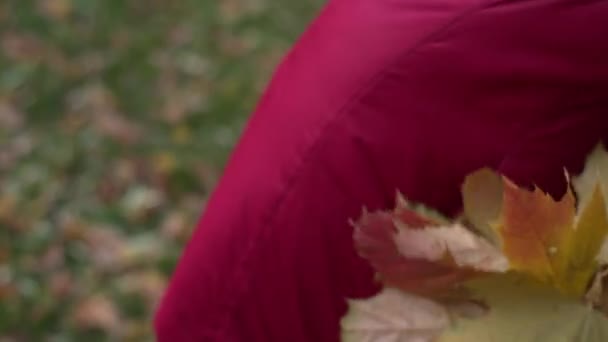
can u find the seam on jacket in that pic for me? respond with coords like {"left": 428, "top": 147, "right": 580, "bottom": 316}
{"left": 212, "top": 1, "right": 503, "bottom": 340}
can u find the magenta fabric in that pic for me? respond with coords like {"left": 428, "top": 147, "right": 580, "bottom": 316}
{"left": 155, "top": 0, "right": 608, "bottom": 341}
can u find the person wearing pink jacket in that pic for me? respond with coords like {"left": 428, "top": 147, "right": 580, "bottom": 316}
{"left": 155, "top": 0, "right": 608, "bottom": 340}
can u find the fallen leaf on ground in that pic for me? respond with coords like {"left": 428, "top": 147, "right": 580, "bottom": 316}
{"left": 72, "top": 294, "right": 121, "bottom": 333}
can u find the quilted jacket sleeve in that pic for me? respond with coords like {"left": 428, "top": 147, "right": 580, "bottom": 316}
{"left": 155, "top": 0, "right": 608, "bottom": 341}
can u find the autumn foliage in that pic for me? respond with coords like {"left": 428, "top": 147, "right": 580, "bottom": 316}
{"left": 343, "top": 145, "right": 608, "bottom": 341}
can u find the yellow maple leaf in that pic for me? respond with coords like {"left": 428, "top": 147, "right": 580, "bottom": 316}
{"left": 463, "top": 146, "right": 608, "bottom": 296}
{"left": 343, "top": 274, "right": 608, "bottom": 342}
{"left": 461, "top": 167, "right": 503, "bottom": 244}
{"left": 438, "top": 274, "right": 608, "bottom": 342}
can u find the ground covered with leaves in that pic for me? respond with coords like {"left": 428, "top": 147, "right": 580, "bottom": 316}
{"left": 0, "top": 1, "right": 320, "bottom": 340}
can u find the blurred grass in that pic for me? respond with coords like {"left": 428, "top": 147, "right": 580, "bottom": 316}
{"left": 0, "top": 0, "right": 321, "bottom": 340}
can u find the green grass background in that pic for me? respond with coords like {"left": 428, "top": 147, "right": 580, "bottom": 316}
{"left": 0, "top": 0, "right": 321, "bottom": 340}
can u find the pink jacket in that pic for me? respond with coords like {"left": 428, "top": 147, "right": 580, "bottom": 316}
{"left": 155, "top": 0, "right": 608, "bottom": 340}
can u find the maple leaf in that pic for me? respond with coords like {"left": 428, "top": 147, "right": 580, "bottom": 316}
{"left": 393, "top": 223, "right": 508, "bottom": 273}
{"left": 437, "top": 274, "right": 608, "bottom": 342}
{"left": 461, "top": 168, "right": 503, "bottom": 244}
{"left": 344, "top": 275, "right": 608, "bottom": 342}
{"left": 572, "top": 145, "right": 608, "bottom": 266}
{"left": 353, "top": 201, "right": 487, "bottom": 295}
{"left": 344, "top": 144, "right": 608, "bottom": 342}
{"left": 353, "top": 192, "right": 507, "bottom": 295}
{"left": 342, "top": 287, "right": 450, "bottom": 342}
{"left": 463, "top": 149, "right": 608, "bottom": 296}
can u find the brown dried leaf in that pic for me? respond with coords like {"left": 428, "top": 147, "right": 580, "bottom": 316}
{"left": 82, "top": 227, "right": 129, "bottom": 272}
{"left": 72, "top": 295, "right": 120, "bottom": 333}
{"left": 161, "top": 211, "right": 189, "bottom": 240}
{"left": 49, "top": 270, "right": 73, "bottom": 298}
{"left": 120, "top": 186, "right": 165, "bottom": 222}
{"left": 0, "top": 100, "right": 23, "bottom": 129}
{"left": 39, "top": 245, "right": 65, "bottom": 271}
{"left": 67, "top": 84, "right": 141, "bottom": 144}
{"left": 117, "top": 270, "right": 167, "bottom": 304}
{"left": 122, "top": 234, "right": 165, "bottom": 266}
{"left": 58, "top": 213, "right": 87, "bottom": 241}
{"left": 0, "top": 265, "right": 14, "bottom": 300}
{"left": 1, "top": 33, "right": 45, "bottom": 63}
{"left": 37, "top": 0, "right": 72, "bottom": 21}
